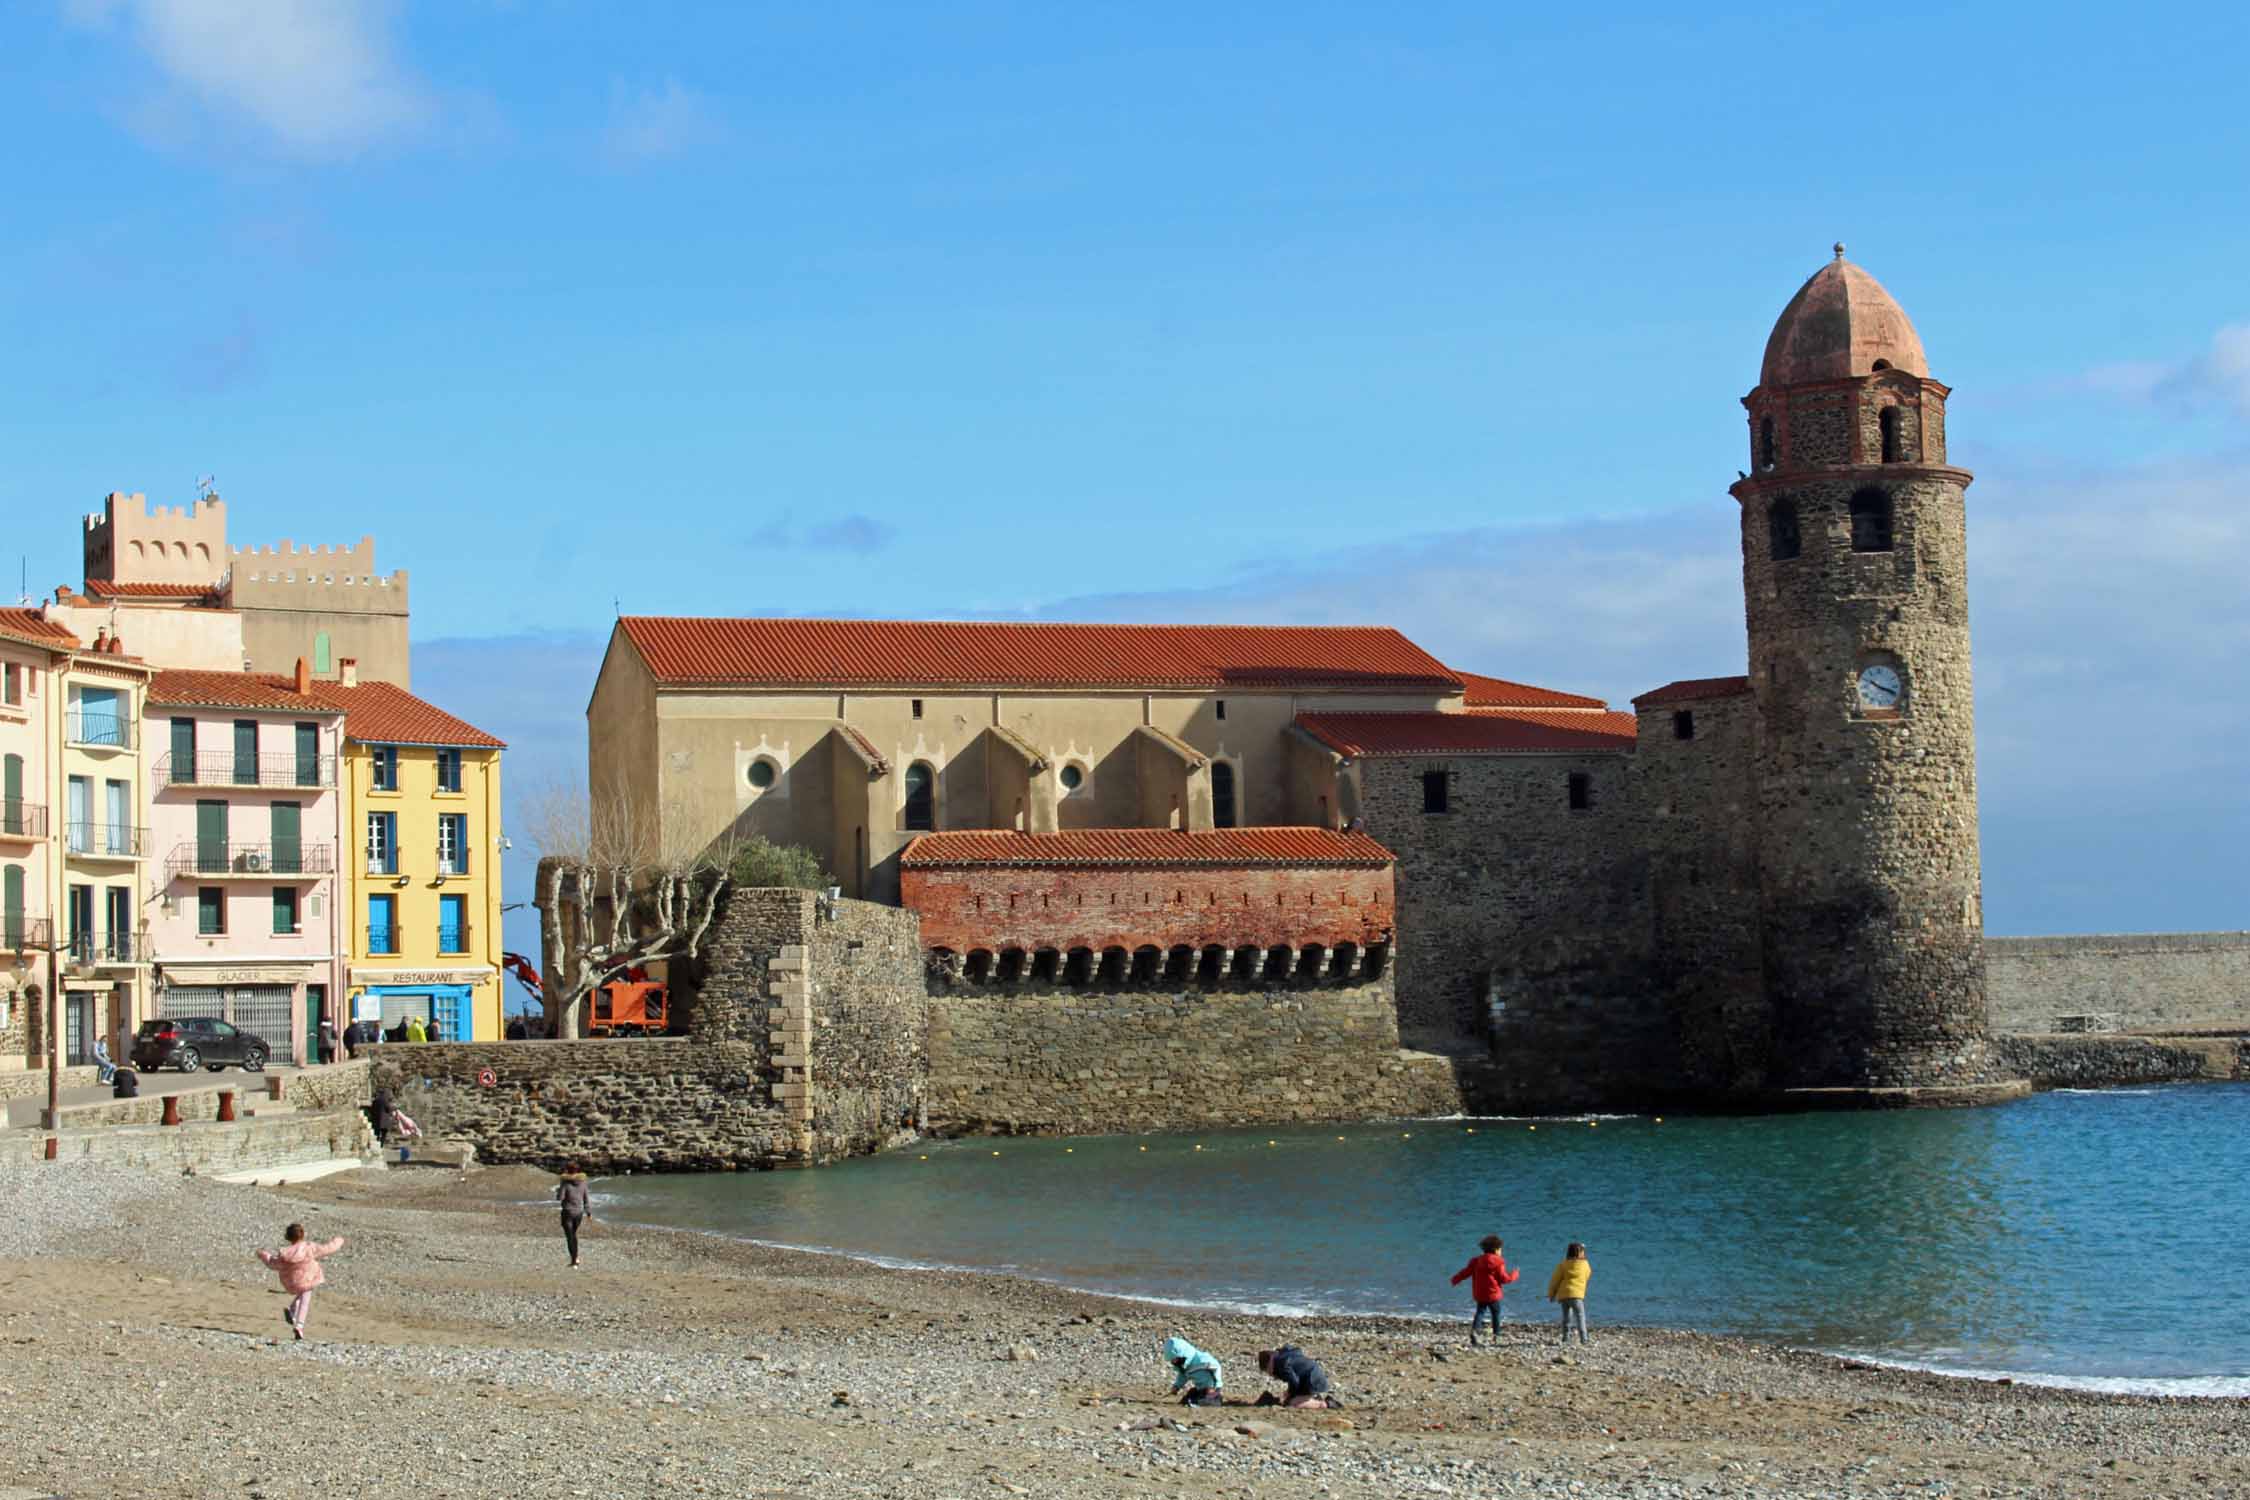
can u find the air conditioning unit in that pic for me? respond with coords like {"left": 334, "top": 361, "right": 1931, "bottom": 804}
{"left": 237, "top": 850, "right": 268, "bottom": 873}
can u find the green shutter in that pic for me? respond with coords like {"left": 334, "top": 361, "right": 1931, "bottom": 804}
{"left": 295, "top": 723, "right": 319, "bottom": 786}
{"left": 1, "top": 754, "right": 21, "bottom": 836}
{"left": 270, "top": 802, "right": 302, "bottom": 875}
{"left": 196, "top": 800, "right": 228, "bottom": 873}
{"left": 170, "top": 718, "right": 197, "bottom": 784}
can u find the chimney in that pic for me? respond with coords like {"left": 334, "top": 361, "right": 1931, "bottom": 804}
{"left": 93, "top": 626, "right": 109, "bottom": 652}
{"left": 339, "top": 657, "right": 358, "bottom": 688}
{"left": 294, "top": 656, "right": 311, "bottom": 694}
{"left": 107, "top": 632, "right": 124, "bottom": 655}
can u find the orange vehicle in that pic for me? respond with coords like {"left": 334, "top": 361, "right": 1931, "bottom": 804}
{"left": 589, "top": 980, "right": 668, "bottom": 1038}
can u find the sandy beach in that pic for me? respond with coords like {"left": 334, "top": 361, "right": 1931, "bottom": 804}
{"left": 1, "top": 1162, "right": 2244, "bottom": 1500}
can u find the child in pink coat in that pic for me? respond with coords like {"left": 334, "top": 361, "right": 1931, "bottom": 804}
{"left": 256, "top": 1223, "right": 346, "bottom": 1340}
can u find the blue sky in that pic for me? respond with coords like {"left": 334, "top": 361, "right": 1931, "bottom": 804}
{"left": 3, "top": 1, "right": 2245, "bottom": 946}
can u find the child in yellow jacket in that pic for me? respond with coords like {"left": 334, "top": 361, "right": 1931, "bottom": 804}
{"left": 1546, "top": 1242, "right": 1592, "bottom": 1345}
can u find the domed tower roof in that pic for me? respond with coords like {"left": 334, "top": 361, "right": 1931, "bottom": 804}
{"left": 1759, "top": 244, "right": 1927, "bottom": 387}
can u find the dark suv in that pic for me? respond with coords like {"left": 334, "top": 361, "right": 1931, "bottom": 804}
{"left": 132, "top": 1017, "right": 271, "bottom": 1074}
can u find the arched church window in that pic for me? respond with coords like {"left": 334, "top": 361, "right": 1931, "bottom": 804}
{"left": 1850, "top": 489, "right": 1894, "bottom": 553}
{"left": 1768, "top": 498, "right": 1801, "bottom": 561}
{"left": 1210, "top": 761, "right": 1237, "bottom": 829}
{"left": 1879, "top": 406, "right": 1903, "bottom": 464}
{"left": 1759, "top": 416, "right": 1776, "bottom": 470}
{"left": 904, "top": 761, "right": 936, "bottom": 831}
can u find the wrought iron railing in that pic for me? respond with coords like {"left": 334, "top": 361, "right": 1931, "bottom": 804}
{"left": 63, "top": 927, "right": 141, "bottom": 965}
{"left": 155, "top": 752, "right": 337, "bottom": 789}
{"left": 436, "top": 921, "right": 473, "bottom": 955}
{"left": 164, "top": 842, "right": 336, "bottom": 879}
{"left": 0, "top": 916, "right": 53, "bottom": 953}
{"left": 0, "top": 800, "right": 46, "bottom": 839}
{"left": 66, "top": 713, "right": 133, "bottom": 749}
{"left": 366, "top": 925, "right": 400, "bottom": 956}
{"left": 63, "top": 823, "right": 147, "bottom": 858}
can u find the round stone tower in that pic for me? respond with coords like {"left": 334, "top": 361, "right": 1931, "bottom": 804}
{"left": 1730, "top": 245, "right": 1990, "bottom": 1090}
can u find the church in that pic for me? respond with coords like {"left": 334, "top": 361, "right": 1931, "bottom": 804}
{"left": 584, "top": 248, "right": 1997, "bottom": 1108}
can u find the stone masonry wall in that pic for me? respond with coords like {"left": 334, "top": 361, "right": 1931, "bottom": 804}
{"left": 1355, "top": 752, "right": 1656, "bottom": 1062}
{"left": 1634, "top": 692, "right": 1768, "bottom": 1096}
{"left": 1985, "top": 933, "right": 2250, "bottom": 1033}
{"left": 804, "top": 897, "right": 928, "bottom": 1155}
{"left": 924, "top": 970, "right": 1460, "bottom": 1135}
{"left": 1993, "top": 1033, "right": 2247, "bottom": 1089}
{"left": 3, "top": 1108, "right": 377, "bottom": 1171}
{"left": 370, "top": 1039, "right": 788, "bottom": 1172}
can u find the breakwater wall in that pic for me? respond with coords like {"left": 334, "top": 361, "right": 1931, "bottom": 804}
{"left": 1994, "top": 1033, "right": 2248, "bottom": 1089}
{"left": 1986, "top": 932, "right": 2250, "bottom": 1033}
{"left": 2, "top": 1107, "right": 376, "bottom": 1171}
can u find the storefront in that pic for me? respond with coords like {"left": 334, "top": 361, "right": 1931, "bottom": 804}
{"left": 349, "top": 965, "right": 493, "bottom": 1044}
{"left": 153, "top": 963, "right": 318, "bottom": 1066}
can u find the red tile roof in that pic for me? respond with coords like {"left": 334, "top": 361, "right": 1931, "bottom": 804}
{"left": 900, "top": 827, "right": 1394, "bottom": 869}
{"left": 304, "top": 679, "right": 506, "bottom": 749}
{"left": 1631, "top": 675, "right": 1752, "bottom": 708}
{"left": 0, "top": 608, "right": 80, "bottom": 651}
{"left": 618, "top": 618, "right": 1462, "bottom": 692}
{"left": 1296, "top": 710, "right": 1637, "bottom": 757}
{"left": 148, "top": 669, "right": 342, "bottom": 714}
{"left": 837, "top": 725, "right": 891, "bottom": 775}
{"left": 1454, "top": 670, "right": 1607, "bottom": 710}
{"left": 83, "top": 580, "right": 219, "bottom": 600}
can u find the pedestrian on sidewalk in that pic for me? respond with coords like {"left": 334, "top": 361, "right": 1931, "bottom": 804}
{"left": 256, "top": 1223, "right": 346, "bottom": 1341}
{"left": 1450, "top": 1233, "right": 1520, "bottom": 1345}
{"left": 556, "top": 1163, "right": 591, "bottom": 1268}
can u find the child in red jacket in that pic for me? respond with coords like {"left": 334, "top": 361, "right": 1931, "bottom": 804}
{"left": 1450, "top": 1234, "right": 1519, "bottom": 1346}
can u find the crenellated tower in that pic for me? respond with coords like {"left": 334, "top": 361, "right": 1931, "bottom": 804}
{"left": 1730, "top": 245, "right": 1990, "bottom": 1089}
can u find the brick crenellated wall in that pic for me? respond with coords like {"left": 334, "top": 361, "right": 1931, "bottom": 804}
{"left": 901, "top": 861, "right": 1393, "bottom": 958}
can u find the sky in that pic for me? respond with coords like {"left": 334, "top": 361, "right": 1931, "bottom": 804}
{"left": 2, "top": 1, "right": 2245, "bottom": 950}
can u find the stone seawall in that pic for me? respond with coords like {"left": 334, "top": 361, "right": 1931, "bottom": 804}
{"left": 925, "top": 974, "right": 1461, "bottom": 1135}
{"left": 1986, "top": 932, "right": 2250, "bottom": 1033}
{"left": 371, "top": 1040, "right": 788, "bottom": 1173}
{"left": 1, "top": 1108, "right": 377, "bottom": 1171}
{"left": 0, "top": 1065, "right": 102, "bottom": 1101}
{"left": 1994, "top": 1033, "right": 2247, "bottom": 1089}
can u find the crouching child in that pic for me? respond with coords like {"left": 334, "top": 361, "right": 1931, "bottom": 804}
{"left": 1162, "top": 1335, "right": 1225, "bottom": 1406}
{"left": 1254, "top": 1345, "right": 1342, "bottom": 1409}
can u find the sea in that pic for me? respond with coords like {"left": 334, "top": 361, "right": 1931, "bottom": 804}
{"left": 597, "top": 1080, "right": 2250, "bottom": 1397}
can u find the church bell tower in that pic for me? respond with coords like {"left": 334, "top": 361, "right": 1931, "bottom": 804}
{"left": 1730, "top": 245, "right": 1991, "bottom": 1089}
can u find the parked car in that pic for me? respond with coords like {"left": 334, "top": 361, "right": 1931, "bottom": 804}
{"left": 132, "top": 1017, "right": 270, "bottom": 1074}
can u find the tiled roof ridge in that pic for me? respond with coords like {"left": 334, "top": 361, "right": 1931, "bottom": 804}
{"left": 147, "top": 667, "right": 343, "bottom": 713}
{"left": 0, "top": 607, "right": 80, "bottom": 650}
{"left": 1296, "top": 710, "right": 1637, "bottom": 758}
{"left": 1631, "top": 675, "right": 1753, "bottom": 708}
{"left": 1131, "top": 723, "right": 1208, "bottom": 767}
{"left": 836, "top": 725, "right": 891, "bottom": 776}
{"left": 297, "top": 678, "right": 508, "bottom": 749}
{"left": 624, "top": 614, "right": 1425, "bottom": 632}
{"left": 901, "top": 826, "right": 1395, "bottom": 869}
{"left": 1452, "top": 669, "right": 1608, "bottom": 710}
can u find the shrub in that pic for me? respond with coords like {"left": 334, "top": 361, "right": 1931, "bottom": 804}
{"left": 727, "top": 835, "right": 831, "bottom": 891}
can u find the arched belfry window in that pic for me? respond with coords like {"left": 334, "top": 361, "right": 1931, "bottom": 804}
{"left": 904, "top": 761, "right": 936, "bottom": 831}
{"left": 1210, "top": 760, "right": 1237, "bottom": 829}
{"left": 1879, "top": 406, "right": 1903, "bottom": 464}
{"left": 1768, "top": 498, "right": 1802, "bottom": 561}
{"left": 1758, "top": 416, "right": 1777, "bottom": 471}
{"left": 1850, "top": 488, "right": 1894, "bottom": 553}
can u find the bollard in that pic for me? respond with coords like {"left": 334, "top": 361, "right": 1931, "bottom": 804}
{"left": 43, "top": 1136, "right": 57, "bottom": 1161}
{"left": 161, "top": 1094, "right": 181, "bottom": 1127}
{"left": 269, "top": 1075, "right": 285, "bottom": 1102}
{"left": 217, "top": 1089, "right": 236, "bottom": 1123}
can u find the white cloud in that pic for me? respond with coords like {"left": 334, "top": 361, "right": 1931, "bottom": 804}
{"left": 67, "top": 0, "right": 434, "bottom": 157}
{"left": 2079, "top": 323, "right": 2250, "bottom": 415}
{"left": 599, "top": 78, "right": 724, "bottom": 166}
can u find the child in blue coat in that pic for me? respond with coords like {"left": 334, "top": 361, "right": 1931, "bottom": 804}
{"left": 1162, "top": 1335, "right": 1225, "bottom": 1406}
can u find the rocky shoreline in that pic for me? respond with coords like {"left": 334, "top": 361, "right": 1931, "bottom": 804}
{"left": 0, "top": 1162, "right": 2244, "bottom": 1499}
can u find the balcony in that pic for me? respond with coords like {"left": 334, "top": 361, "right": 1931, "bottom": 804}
{"left": 63, "top": 927, "right": 143, "bottom": 967}
{"left": 63, "top": 823, "right": 147, "bottom": 861}
{"left": 1, "top": 916, "right": 54, "bottom": 954}
{"left": 155, "top": 752, "right": 337, "bottom": 790}
{"left": 436, "top": 921, "right": 474, "bottom": 956}
{"left": 66, "top": 713, "right": 133, "bottom": 751}
{"left": 0, "top": 800, "right": 46, "bottom": 843}
{"left": 366, "top": 925, "right": 400, "bottom": 956}
{"left": 165, "top": 841, "right": 337, "bottom": 881}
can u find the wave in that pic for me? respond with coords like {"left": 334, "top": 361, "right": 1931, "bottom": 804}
{"left": 2048, "top": 1088, "right": 2159, "bottom": 1097}
{"left": 1826, "top": 1351, "right": 2250, "bottom": 1398}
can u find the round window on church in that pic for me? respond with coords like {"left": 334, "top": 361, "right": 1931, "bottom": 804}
{"left": 747, "top": 759, "right": 777, "bottom": 790}
{"left": 1059, "top": 764, "right": 1084, "bottom": 792}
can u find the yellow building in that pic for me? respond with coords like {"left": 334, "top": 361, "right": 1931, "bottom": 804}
{"left": 312, "top": 666, "right": 505, "bottom": 1042}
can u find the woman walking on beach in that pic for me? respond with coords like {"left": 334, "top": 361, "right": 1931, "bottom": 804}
{"left": 1547, "top": 1242, "right": 1592, "bottom": 1346}
{"left": 556, "top": 1163, "right": 591, "bottom": 1268}
{"left": 255, "top": 1223, "right": 346, "bottom": 1341}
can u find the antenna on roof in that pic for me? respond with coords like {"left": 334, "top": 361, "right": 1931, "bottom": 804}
{"left": 613, "top": 595, "right": 621, "bottom": 618}
{"left": 196, "top": 474, "right": 218, "bottom": 500}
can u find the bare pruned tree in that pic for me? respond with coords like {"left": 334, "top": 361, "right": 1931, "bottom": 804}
{"left": 522, "top": 770, "right": 733, "bottom": 1039}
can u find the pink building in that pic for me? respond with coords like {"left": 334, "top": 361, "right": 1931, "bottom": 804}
{"left": 1, "top": 609, "right": 77, "bottom": 1072}
{"left": 144, "top": 665, "right": 347, "bottom": 1067}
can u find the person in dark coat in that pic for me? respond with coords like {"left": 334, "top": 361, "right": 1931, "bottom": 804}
{"left": 369, "top": 1089, "right": 397, "bottom": 1142}
{"left": 1254, "top": 1346, "right": 1340, "bottom": 1408}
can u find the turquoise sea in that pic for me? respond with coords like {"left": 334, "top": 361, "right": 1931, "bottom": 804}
{"left": 599, "top": 1082, "right": 2250, "bottom": 1396}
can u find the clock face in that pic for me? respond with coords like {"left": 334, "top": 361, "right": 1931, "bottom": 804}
{"left": 1857, "top": 663, "right": 1903, "bottom": 709}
